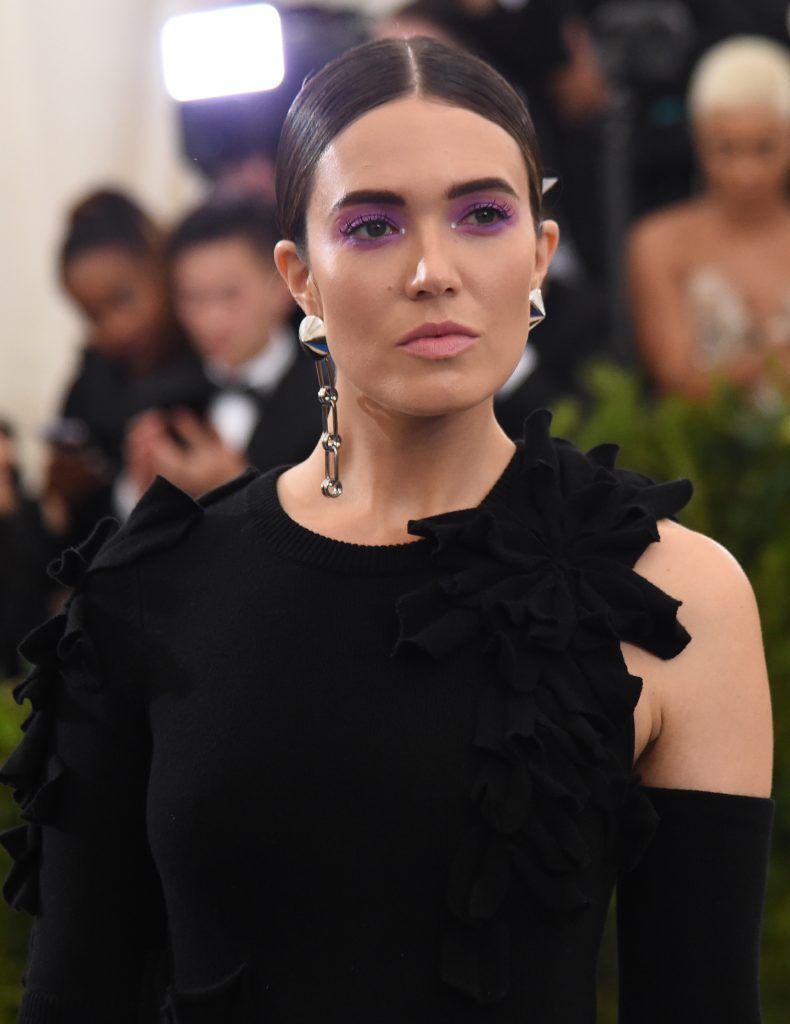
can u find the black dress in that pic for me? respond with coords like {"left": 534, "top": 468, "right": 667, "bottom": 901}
{"left": 0, "top": 411, "right": 773, "bottom": 1022}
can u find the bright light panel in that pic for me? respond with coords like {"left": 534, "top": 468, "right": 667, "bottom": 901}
{"left": 161, "top": 4, "right": 284, "bottom": 102}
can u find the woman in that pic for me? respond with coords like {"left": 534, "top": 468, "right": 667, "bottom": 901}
{"left": 628, "top": 36, "right": 790, "bottom": 401}
{"left": 0, "top": 37, "right": 773, "bottom": 1022}
{"left": 37, "top": 191, "right": 211, "bottom": 548}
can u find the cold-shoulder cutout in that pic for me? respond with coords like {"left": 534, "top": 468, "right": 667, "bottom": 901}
{"left": 629, "top": 520, "right": 772, "bottom": 799}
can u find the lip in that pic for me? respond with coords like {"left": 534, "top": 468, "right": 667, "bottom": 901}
{"left": 397, "top": 320, "right": 479, "bottom": 360}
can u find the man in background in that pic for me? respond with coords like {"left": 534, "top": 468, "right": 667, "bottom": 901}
{"left": 125, "top": 198, "right": 317, "bottom": 500}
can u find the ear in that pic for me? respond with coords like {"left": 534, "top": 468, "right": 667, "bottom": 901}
{"left": 273, "top": 240, "right": 322, "bottom": 317}
{"left": 531, "top": 219, "right": 560, "bottom": 290}
{"left": 264, "top": 269, "right": 299, "bottom": 324}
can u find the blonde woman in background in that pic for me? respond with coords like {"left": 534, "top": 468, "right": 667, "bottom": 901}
{"left": 628, "top": 36, "right": 790, "bottom": 402}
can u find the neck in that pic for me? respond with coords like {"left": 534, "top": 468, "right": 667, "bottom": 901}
{"left": 281, "top": 380, "right": 516, "bottom": 544}
{"left": 707, "top": 191, "right": 789, "bottom": 230}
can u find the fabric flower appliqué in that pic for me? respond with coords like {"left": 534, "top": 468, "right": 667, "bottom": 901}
{"left": 393, "top": 410, "right": 692, "bottom": 1004}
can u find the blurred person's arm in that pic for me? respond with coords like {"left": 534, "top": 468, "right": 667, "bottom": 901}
{"left": 0, "top": 431, "right": 18, "bottom": 515}
{"left": 38, "top": 443, "right": 111, "bottom": 536}
{"left": 549, "top": 17, "right": 611, "bottom": 121}
{"left": 628, "top": 215, "right": 719, "bottom": 400}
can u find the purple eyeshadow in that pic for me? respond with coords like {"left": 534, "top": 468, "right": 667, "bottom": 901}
{"left": 337, "top": 210, "right": 403, "bottom": 245}
{"left": 335, "top": 195, "right": 518, "bottom": 246}
{"left": 451, "top": 198, "right": 516, "bottom": 232}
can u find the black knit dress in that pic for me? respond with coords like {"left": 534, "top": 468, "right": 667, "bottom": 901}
{"left": 0, "top": 411, "right": 774, "bottom": 1023}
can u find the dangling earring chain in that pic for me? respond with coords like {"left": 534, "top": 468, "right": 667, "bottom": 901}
{"left": 298, "top": 314, "right": 342, "bottom": 498}
{"left": 316, "top": 356, "right": 342, "bottom": 498}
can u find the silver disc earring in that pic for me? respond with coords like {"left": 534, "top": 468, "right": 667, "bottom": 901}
{"left": 528, "top": 288, "right": 546, "bottom": 331}
{"left": 298, "top": 314, "right": 342, "bottom": 498}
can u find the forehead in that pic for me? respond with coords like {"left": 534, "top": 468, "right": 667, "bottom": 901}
{"left": 698, "top": 104, "right": 788, "bottom": 138}
{"left": 65, "top": 247, "right": 146, "bottom": 294}
{"left": 309, "top": 95, "right": 530, "bottom": 214}
{"left": 176, "top": 236, "right": 266, "bottom": 276}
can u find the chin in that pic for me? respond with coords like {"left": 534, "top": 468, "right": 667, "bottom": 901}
{"left": 342, "top": 354, "right": 520, "bottom": 420}
{"left": 374, "top": 375, "right": 504, "bottom": 420}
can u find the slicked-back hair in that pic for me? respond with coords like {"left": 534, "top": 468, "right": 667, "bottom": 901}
{"left": 275, "top": 35, "right": 543, "bottom": 255}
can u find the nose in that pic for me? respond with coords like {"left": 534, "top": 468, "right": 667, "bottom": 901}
{"left": 404, "top": 227, "right": 461, "bottom": 300}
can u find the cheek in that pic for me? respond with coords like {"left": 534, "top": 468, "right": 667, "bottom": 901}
{"left": 135, "top": 291, "right": 165, "bottom": 328}
{"left": 472, "top": 241, "right": 536, "bottom": 338}
{"left": 313, "top": 253, "right": 389, "bottom": 361}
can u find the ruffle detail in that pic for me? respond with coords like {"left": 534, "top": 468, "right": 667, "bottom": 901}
{"left": 0, "top": 475, "right": 207, "bottom": 916}
{"left": 393, "top": 409, "right": 692, "bottom": 1004}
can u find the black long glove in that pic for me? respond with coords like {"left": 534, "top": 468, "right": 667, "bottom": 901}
{"left": 617, "top": 786, "right": 774, "bottom": 1024}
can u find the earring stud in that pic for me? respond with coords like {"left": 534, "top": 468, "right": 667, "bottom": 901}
{"left": 528, "top": 288, "right": 546, "bottom": 331}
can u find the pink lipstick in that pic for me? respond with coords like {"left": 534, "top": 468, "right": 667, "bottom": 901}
{"left": 397, "top": 320, "right": 479, "bottom": 360}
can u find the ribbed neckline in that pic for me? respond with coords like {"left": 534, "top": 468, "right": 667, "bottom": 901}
{"left": 248, "top": 442, "right": 524, "bottom": 575}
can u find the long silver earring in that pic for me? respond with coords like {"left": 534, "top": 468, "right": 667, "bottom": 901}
{"left": 528, "top": 288, "right": 546, "bottom": 331}
{"left": 298, "top": 314, "right": 342, "bottom": 498}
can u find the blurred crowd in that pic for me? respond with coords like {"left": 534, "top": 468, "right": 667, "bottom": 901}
{"left": 1, "top": 0, "right": 789, "bottom": 674}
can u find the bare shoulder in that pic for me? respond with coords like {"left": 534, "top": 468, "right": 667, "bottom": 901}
{"left": 627, "top": 519, "right": 773, "bottom": 797}
{"left": 636, "top": 518, "right": 757, "bottom": 621}
{"left": 628, "top": 199, "right": 703, "bottom": 256}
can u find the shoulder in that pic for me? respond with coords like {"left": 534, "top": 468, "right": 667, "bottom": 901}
{"left": 60, "top": 346, "right": 109, "bottom": 410}
{"left": 43, "top": 468, "right": 264, "bottom": 624}
{"left": 89, "top": 467, "right": 262, "bottom": 575}
{"left": 632, "top": 520, "right": 773, "bottom": 797}
{"left": 637, "top": 518, "right": 757, "bottom": 618}
{"left": 627, "top": 200, "right": 705, "bottom": 270}
{"left": 629, "top": 199, "right": 702, "bottom": 246}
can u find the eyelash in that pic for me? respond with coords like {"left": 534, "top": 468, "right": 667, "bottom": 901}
{"left": 456, "top": 200, "right": 514, "bottom": 227}
{"left": 338, "top": 201, "right": 515, "bottom": 241}
{"left": 339, "top": 212, "right": 399, "bottom": 239}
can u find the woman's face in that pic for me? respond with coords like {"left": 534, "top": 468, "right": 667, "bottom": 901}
{"left": 276, "top": 96, "right": 558, "bottom": 419}
{"left": 64, "top": 246, "right": 171, "bottom": 373}
{"left": 695, "top": 105, "right": 790, "bottom": 209}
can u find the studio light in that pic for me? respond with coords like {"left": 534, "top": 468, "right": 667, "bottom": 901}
{"left": 161, "top": 3, "right": 284, "bottom": 103}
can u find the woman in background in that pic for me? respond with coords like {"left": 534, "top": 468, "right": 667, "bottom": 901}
{"left": 628, "top": 36, "right": 790, "bottom": 402}
{"left": 44, "top": 190, "right": 207, "bottom": 540}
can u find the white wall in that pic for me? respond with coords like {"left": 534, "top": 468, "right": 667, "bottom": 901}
{"left": 0, "top": 0, "right": 208, "bottom": 480}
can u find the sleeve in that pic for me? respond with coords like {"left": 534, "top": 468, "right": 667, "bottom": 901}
{"left": 0, "top": 529, "right": 167, "bottom": 1023}
{"left": 616, "top": 785, "right": 774, "bottom": 1024}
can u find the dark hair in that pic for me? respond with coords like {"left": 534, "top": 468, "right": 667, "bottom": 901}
{"left": 167, "top": 196, "right": 279, "bottom": 265}
{"left": 276, "top": 35, "right": 543, "bottom": 254}
{"left": 59, "top": 189, "right": 161, "bottom": 275}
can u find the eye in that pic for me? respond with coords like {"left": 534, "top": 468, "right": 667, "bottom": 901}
{"left": 340, "top": 213, "right": 401, "bottom": 240}
{"left": 455, "top": 201, "right": 514, "bottom": 228}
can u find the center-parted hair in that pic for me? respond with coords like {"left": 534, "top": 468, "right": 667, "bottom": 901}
{"left": 275, "top": 35, "right": 543, "bottom": 254}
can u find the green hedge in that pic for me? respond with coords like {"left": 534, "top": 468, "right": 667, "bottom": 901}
{"left": 553, "top": 364, "right": 790, "bottom": 1023}
{"left": 0, "top": 363, "right": 788, "bottom": 1020}
{"left": 0, "top": 686, "right": 30, "bottom": 1019}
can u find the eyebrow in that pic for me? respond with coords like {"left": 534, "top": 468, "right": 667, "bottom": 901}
{"left": 329, "top": 177, "right": 519, "bottom": 215}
